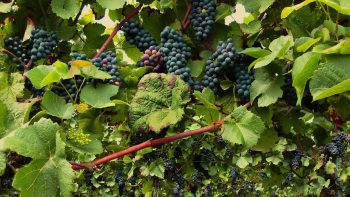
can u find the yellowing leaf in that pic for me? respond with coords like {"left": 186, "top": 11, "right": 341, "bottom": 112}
{"left": 70, "top": 60, "right": 93, "bottom": 67}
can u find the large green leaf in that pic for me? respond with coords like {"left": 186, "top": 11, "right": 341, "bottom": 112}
{"left": 250, "top": 36, "right": 294, "bottom": 69}
{"left": 0, "top": 72, "right": 24, "bottom": 102}
{"left": 25, "top": 65, "right": 56, "bottom": 89}
{"left": 0, "top": 100, "right": 30, "bottom": 137}
{"left": 193, "top": 88, "right": 218, "bottom": 109}
{"left": 292, "top": 52, "right": 321, "bottom": 105}
{"left": 41, "top": 91, "right": 75, "bottom": 119}
{"left": 96, "top": 0, "right": 126, "bottom": 10}
{"left": 310, "top": 55, "right": 350, "bottom": 100}
{"left": 129, "top": 73, "right": 190, "bottom": 133}
{"left": 250, "top": 64, "right": 284, "bottom": 107}
{"left": 281, "top": 0, "right": 315, "bottom": 19}
{"left": 80, "top": 84, "right": 119, "bottom": 108}
{"left": 221, "top": 106, "right": 265, "bottom": 148}
{"left": 51, "top": 0, "right": 80, "bottom": 19}
{"left": 3, "top": 118, "right": 74, "bottom": 197}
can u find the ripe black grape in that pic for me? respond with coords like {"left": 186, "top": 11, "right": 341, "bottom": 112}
{"left": 284, "top": 172, "right": 293, "bottom": 184}
{"left": 4, "top": 36, "right": 32, "bottom": 70}
{"left": 160, "top": 26, "right": 194, "bottom": 86}
{"left": 115, "top": 169, "right": 126, "bottom": 187}
{"left": 30, "top": 29, "right": 58, "bottom": 61}
{"left": 51, "top": 76, "right": 84, "bottom": 103}
{"left": 122, "top": 19, "right": 157, "bottom": 51}
{"left": 282, "top": 74, "right": 297, "bottom": 105}
{"left": 291, "top": 151, "right": 306, "bottom": 169}
{"left": 324, "top": 134, "right": 346, "bottom": 158}
{"left": 232, "top": 57, "right": 254, "bottom": 102}
{"left": 189, "top": 0, "right": 216, "bottom": 40}
{"left": 202, "top": 38, "right": 240, "bottom": 92}
{"left": 91, "top": 51, "right": 121, "bottom": 84}
{"left": 136, "top": 46, "right": 164, "bottom": 71}
{"left": 230, "top": 166, "right": 240, "bottom": 180}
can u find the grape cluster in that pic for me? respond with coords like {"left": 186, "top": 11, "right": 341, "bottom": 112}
{"left": 230, "top": 166, "right": 240, "bottom": 180}
{"left": 189, "top": 0, "right": 216, "bottom": 40}
{"left": 25, "top": 78, "right": 44, "bottom": 97}
{"left": 202, "top": 38, "right": 239, "bottom": 92}
{"left": 284, "top": 172, "right": 293, "bottom": 184}
{"left": 160, "top": 26, "right": 194, "bottom": 85}
{"left": 51, "top": 77, "right": 84, "bottom": 103}
{"left": 30, "top": 29, "right": 58, "bottom": 61}
{"left": 172, "top": 174, "right": 185, "bottom": 197}
{"left": 282, "top": 74, "right": 297, "bottom": 105}
{"left": 291, "top": 151, "right": 306, "bottom": 169}
{"left": 4, "top": 37, "right": 31, "bottom": 70}
{"left": 200, "top": 148, "right": 215, "bottom": 162}
{"left": 122, "top": 19, "right": 157, "bottom": 51}
{"left": 136, "top": 46, "right": 164, "bottom": 71}
{"left": 84, "top": 172, "right": 93, "bottom": 187}
{"left": 324, "top": 134, "right": 346, "bottom": 158}
{"left": 115, "top": 169, "right": 126, "bottom": 188}
{"left": 232, "top": 56, "right": 254, "bottom": 102}
{"left": 91, "top": 51, "right": 121, "bottom": 84}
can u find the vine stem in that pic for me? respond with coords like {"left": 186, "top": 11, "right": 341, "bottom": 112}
{"left": 92, "top": 3, "right": 144, "bottom": 59}
{"left": 71, "top": 120, "right": 224, "bottom": 170}
{"left": 181, "top": 4, "right": 192, "bottom": 30}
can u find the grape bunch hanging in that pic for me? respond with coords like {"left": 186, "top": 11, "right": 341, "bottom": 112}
{"left": 136, "top": 46, "right": 164, "bottom": 71}
{"left": 30, "top": 29, "right": 58, "bottom": 61}
{"left": 160, "top": 26, "right": 194, "bottom": 86}
{"left": 189, "top": 0, "right": 216, "bottom": 40}
{"left": 232, "top": 56, "right": 254, "bottom": 102}
{"left": 51, "top": 77, "right": 84, "bottom": 103}
{"left": 4, "top": 37, "right": 32, "bottom": 70}
{"left": 202, "top": 38, "right": 238, "bottom": 92}
{"left": 122, "top": 19, "right": 157, "bottom": 51}
{"left": 91, "top": 51, "right": 121, "bottom": 85}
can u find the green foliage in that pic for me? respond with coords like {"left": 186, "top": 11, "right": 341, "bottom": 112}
{"left": 1, "top": 0, "right": 350, "bottom": 196}
{"left": 129, "top": 73, "right": 190, "bottom": 133}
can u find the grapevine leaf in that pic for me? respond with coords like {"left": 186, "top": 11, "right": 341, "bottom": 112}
{"left": 129, "top": 73, "right": 190, "bottom": 133}
{"left": 0, "top": 100, "right": 30, "bottom": 137}
{"left": 240, "top": 47, "right": 271, "bottom": 58}
{"left": 281, "top": 0, "right": 315, "bottom": 19}
{"left": 4, "top": 118, "right": 60, "bottom": 159}
{"left": 96, "top": 0, "right": 125, "bottom": 10}
{"left": 26, "top": 65, "right": 54, "bottom": 89}
{"left": 41, "top": 91, "right": 75, "bottom": 119}
{"left": 187, "top": 51, "right": 211, "bottom": 77}
{"left": 0, "top": 152, "right": 5, "bottom": 175}
{"left": 221, "top": 106, "right": 265, "bottom": 148}
{"left": 51, "top": 0, "right": 80, "bottom": 19}
{"left": 292, "top": 52, "right": 321, "bottom": 105}
{"left": 250, "top": 36, "right": 294, "bottom": 69}
{"left": 80, "top": 65, "right": 112, "bottom": 80}
{"left": 0, "top": 72, "right": 24, "bottom": 102}
{"left": 80, "top": 84, "right": 119, "bottom": 108}
{"left": 66, "top": 139, "right": 103, "bottom": 154}
{"left": 252, "top": 128, "right": 278, "bottom": 152}
{"left": 319, "top": 38, "right": 350, "bottom": 54}
{"left": 193, "top": 88, "right": 218, "bottom": 109}
{"left": 296, "top": 37, "right": 322, "bottom": 52}
{"left": 250, "top": 64, "right": 284, "bottom": 107}
{"left": 148, "top": 159, "right": 165, "bottom": 179}
{"left": 310, "top": 55, "right": 350, "bottom": 100}
{"left": 147, "top": 108, "right": 184, "bottom": 132}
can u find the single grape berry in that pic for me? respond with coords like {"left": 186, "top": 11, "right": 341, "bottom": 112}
{"left": 189, "top": 0, "right": 216, "bottom": 40}
{"left": 30, "top": 29, "right": 58, "bottom": 61}
{"left": 4, "top": 36, "right": 32, "bottom": 70}
{"left": 122, "top": 19, "right": 157, "bottom": 51}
